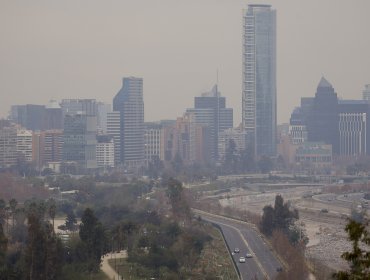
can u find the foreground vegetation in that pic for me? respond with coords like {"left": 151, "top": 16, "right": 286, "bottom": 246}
{"left": 0, "top": 173, "right": 236, "bottom": 279}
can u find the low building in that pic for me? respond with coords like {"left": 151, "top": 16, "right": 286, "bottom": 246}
{"left": 295, "top": 142, "right": 332, "bottom": 172}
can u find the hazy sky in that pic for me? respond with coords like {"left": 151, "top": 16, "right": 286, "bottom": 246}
{"left": 1, "top": 0, "right": 370, "bottom": 125}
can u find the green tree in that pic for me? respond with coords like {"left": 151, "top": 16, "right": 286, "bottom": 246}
{"left": 24, "top": 202, "right": 63, "bottom": 280}
{"left": 79, "top": 208, "right": 106, "bottom": 273}
{"left": 166, "top": 178, "right": 190, "bottom": 220}
{"left": 0, "top": 199, "right": 6, "bottom": 225}
{"left": 0, "top": 223, "right": 7, "bottom": 273}
{"left": 334, "top": 219, "right": 370, "bottom": 279}
{"left": 260, "top": 195, "right": 301, "bottom": 244}
{"left": 258, "top": 155, "right": 273, "bottom": 174}
{"left": 48, "top": 199, "right": 56, "bottom": 229}
{"left": 9, "top": 198, "right": 17, "bottom": 229}
{"left": 65, "top": 212, "right": 77, "bottom": 231}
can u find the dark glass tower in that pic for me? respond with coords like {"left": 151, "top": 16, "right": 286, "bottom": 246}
{"left": 113, "top": 77, "right": 144, "bottom": 169}
{"left": 307, "top": 77, "right": 339, "bottom": 153}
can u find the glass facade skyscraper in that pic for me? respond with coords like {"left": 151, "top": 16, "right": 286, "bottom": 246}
{"left": 113, "top": 77, "right": 144, "bottom": 169}
{"left": 242, "top": 4, "right": 276, "bottom": 157}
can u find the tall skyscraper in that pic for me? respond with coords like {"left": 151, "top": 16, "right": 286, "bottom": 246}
{"left": 242, "top": 4, "right": 276, "bottom": 157}
{"left": 113, "top": 77, "right": 144, "bottom": 169}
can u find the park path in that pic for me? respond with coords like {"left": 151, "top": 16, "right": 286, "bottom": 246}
{"left": 101, "top": 250, "right": 127, "bottom": 280}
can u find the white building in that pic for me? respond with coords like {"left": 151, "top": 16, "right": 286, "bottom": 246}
{"left": 144, "top": 122, "right": 162, "bottom": 166}
{"left": 107, "top": 111, "right": 121, "bottom": 165}
{"left": 17, "top": 129, "right": 33, "bottom": 162}
{"left": 0, "top": 122, "right": 17, "bottom": 168}
{"left": 96, "top": 135, "right": 115, "bottom": 168}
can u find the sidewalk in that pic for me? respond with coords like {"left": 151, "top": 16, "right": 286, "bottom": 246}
{"left": 101, "top": 250, "right": 127, "bottom": 280}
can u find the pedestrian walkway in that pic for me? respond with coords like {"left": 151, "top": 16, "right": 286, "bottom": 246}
{"left": 101, "top": 250, "right": 127, "bottom": 280}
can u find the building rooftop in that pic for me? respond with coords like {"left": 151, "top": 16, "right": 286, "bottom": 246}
{"left": 317, "top": 76, "right": 333, "bottom": 88}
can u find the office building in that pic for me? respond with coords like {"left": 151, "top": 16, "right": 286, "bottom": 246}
{"left": 107, "top": 111, "right": 121, "bottom": 166}
{"left": 45, "top": 100, "right": 63, "bottom": 130}
{"left": 96, "top": 135, "right": 115, "bottom": 169}
{"left": 97, "top": 102, "right": 112, "bottom": 134}
{"left": 186, "top": 85, "right": 233, "bottom": 162}
{"left": 32, "top": 130, "right": 63, "bottom": 170}
{"left": 242, "top": 4, "right": 277, "bottom": 157}
{"left": 113, "top": 77, "right": 144, "bottom": 169}
{"left": 62, "top": 114, "right": 97, "bottom": 169}
{"left": 306, "top": 77, "right": 339, "bottom": 153}
{"left": 363, "top": 85, "right": 370, "bottom": 101}
{"left": 10, "top": 104, "right": 46, "bottom": 131}
{"left": 0, "top": 121, "right": 17, "bottom": 168}
{"left": 338, "top": 100, "right": 370, "bottom": 157}
{"left": 61, "top": 99, "right": 98, "bottom": 117}
{"left": 144, "top": 122, "right": 162, "bottom": 166}
{"left": 16, "top": 129, "right": 33, "bottom": 162}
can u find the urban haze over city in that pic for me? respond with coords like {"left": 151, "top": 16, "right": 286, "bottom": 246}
{"left": 1, "top": 1, "right": 370, "bottom": 280}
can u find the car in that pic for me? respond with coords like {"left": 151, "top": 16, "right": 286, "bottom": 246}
{"left": 234, "top": 248, "right": 240, "bottom": 253}
{"left": 276, "top": 266, "right": 283, "bottom": 272}
{"left": 245, "top": 253, "right": 253, "bottom": 258}
{"left": 239, "top": 257, "right": 246, "bottom": 263}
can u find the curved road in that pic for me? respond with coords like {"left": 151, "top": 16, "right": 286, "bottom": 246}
{"left": 198, "top": 211, "right": 282, "bottom": 280}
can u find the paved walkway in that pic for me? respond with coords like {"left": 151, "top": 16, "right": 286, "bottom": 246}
{"left": 101, "top": 250, "right": 127, "bottom": 280}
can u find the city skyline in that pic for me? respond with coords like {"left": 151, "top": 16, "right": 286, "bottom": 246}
{"left": 1, "top": 1, "right": 370, "bottom": 126}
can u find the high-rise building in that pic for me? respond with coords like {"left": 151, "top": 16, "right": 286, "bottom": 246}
{"left": 307, "top": 77, "right": 339, "bottom": 153}
{"left": 107, "top": 111, "right": 121, "bottom": 166}
{"left": 186, "top": 85, "right": 233, "bottom": 162}
{"left": 16, "top": 129, "right": 33, "bottom": 162}
{"left": 45, "top": 100, "right": 63, "bottom": 130}
{"left": 60, "top": 99, "right": 98, "bottom": 118}
{"left": 96, "top": 135, "right": 115, "bottom": 169}
{"left": 242, "top": 4, "right": 276, "bottom": 157}
{"left": 338, "top": 100, "right": 370, "bottom": 157}
{"left": 62, "top": 114, "right": 97, "bottom": 169}
{"left": 97, "top": 102, "right": 112, "bottom": 134}
{"left": 289, "top": 77, "right": 370, "bottom": 158}
{"left": 10, "top": 104, "right": 46, "bottom": 131}
{"left": 32, "top": 130, "right": 63, "bottom": 170}
{"left": 0, "top": 121, "right": 17, "bottom": 168}
{"left": 363, "top": 85, "right": 370, "bottom": 101}
{"left": 113, "top": 77, "right": 144, "bottom": 169}
{"left": 144, "top": 122, "right": 162, "bottom": 166}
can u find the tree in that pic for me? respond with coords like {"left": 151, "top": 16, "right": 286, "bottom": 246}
{"left": 258, "top": 156, "right": 273, "bottom": 174}
{"left": 260, "top": 195, "right": 302, "bottom": 244}
{"left": 9, "top": 199, "right": 17, "bottom": 230}
{"left": 24, "top": 202, "right": 63, "bottom": 280}
{"left": 0, "top": 223, "right": 7, "bottom": 272}
{"left": 47, "top": 199, "right": 56, "bottom": 229}
{"left": 65, "top": 212, "right": 77, "bottom": 231}
{"left": 334, "top": 219, "right": 370, "bottom": 279}
{"left": 261, "top": 205, "right": 275, "bottom": 236}
{"left": 166, "top": 178, "right": 190, "bottom": 220}
{"left": 0, "top": 199, "right": 5, "bottom": 225}
{"left": 79, "top": 208, "right": 106, "bottom": 273}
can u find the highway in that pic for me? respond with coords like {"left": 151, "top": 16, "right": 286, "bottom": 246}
{"left": 197, "top": 211, "right": 282, "bottom": 280}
